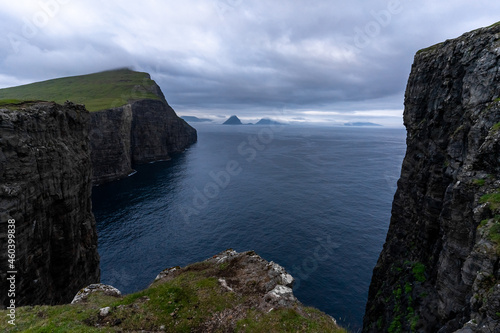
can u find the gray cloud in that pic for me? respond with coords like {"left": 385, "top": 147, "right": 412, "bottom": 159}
{"left": 1, "top": 0, "right": 499, "bottom": 126}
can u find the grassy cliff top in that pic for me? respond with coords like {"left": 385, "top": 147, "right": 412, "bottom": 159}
{"left": 0, "top": 250, "right": 346, "bottom": 332}
{"left": 0, "top": 69, "right": 162, "bottom": 112}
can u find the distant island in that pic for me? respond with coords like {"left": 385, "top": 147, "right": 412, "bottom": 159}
{"left": 223, "top": 115, "right": 243, "bottom": 125}
{"left": 344, "top": 122, "right": 382, "bottom": 127}
{"left": 223, "top": 116, "right": 285, "bottom": 126}
{"left": 181, "top": 116, "right": 212, "bottom": 123}
{"left": 256, "top": 118, "right": 284, "bottom": 125}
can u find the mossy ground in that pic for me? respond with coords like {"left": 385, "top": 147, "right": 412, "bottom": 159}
{"left": 480, "top": 191, "right": 500, "bottom": 212}
{"left": 237, "top": 308, "right": 342, "bottom": 333}
{"left": 0, "top": 69, "right": 161, "bottom": 112}
{"left": 478, "top": 215, "right": 500, "bottom": 255}
{"left": 0, "top": 262, "right": 346, "bottom": 333}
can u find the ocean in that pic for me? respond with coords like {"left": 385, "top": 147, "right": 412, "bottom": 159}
{"left": 92, "top": 123, "right": 407, "bottom": 330}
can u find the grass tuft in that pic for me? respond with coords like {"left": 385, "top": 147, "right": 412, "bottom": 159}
{"left": 480, "top": 192, "right": 500, "bottom": 211}
{"left": 473, "top": 179, "right": 486, "bottom": 186}
{"left": 412, "top": 263, "right": 426, "bottom": 283}
{"left": 237, "top": 308, "right": 347, "bottom": 333}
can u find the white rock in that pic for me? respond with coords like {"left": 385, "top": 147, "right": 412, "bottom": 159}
{"left": 264, "top": 285, "right": 297, "bottom": 307}
{"left": 269, "top": 285, "right": 294, "bottom": 298}
{"left": 268, "top": 261, "right": 294, "bottom": 287}
{"left": 71, "top": 284, "right": 121, "bottom": 304}
{"left": 99, "top": 307, "right": 111, "bottom": 317}
{"left": 218, "top": 278, "right": 234, "bottom": 292}
{"left": 155, "top": 267, "right": 179, "bottom": 281}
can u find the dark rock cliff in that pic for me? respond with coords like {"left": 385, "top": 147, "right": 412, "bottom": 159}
{"left": 90, "top": 82, "right": 197, "bottom": 184}
{"left": 0, "top": 102, "right": 100, "bottom": 307}
{"left": 364, "top": 24, "right": 500, "bottom": 332}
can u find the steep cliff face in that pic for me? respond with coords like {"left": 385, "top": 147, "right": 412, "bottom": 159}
{"left": 90, "top": 90, "right": 197, "bottom": 184}
{"left": 364, "top": 24, "right": 500, "bottom": 332}
{"left": 130, "top": 99, "right": 197, "bottom": 163}
{"left": 90, "top": 105, "right": 134, "bottom": 184}
{"left": 0, "top": 102, "right": 100, "bottom": 307}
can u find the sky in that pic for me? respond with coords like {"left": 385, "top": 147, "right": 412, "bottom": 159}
{"left": 1, "top": 1, "right": 499, "bottom": 126}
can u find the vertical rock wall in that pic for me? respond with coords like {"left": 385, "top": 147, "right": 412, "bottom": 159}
{"left": 90, "top": 105, "right": 134, "bottom": 184}
{"left": 364, "top": 24, "right": 500, "bottom": 333}
{"left": 90, "top": 98, "right": 197, "bottom": 185}
{"left": 130, "top": 99, "right": 197, "bottom": 164}
{"left": 0, "top": 102, "right": 100, "bottom": 307}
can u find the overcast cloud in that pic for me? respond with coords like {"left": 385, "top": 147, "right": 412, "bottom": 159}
{"left": 1, "top": 0, "right": 499, "bottom": 126}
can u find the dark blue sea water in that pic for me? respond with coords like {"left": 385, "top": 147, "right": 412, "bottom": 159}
{"left": 92, "top": 124, "right": 406, "bottom": 331}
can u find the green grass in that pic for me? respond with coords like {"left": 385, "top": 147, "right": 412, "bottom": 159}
{"left": 388, "top": 314, "right": 402, "bottom": 333}
{"left": 487, "top": 21, "right": 500, "bottom": 28}
{"left": 480, "top": 192, "right": 500, "bottom": 211}
{"left": 0, "top": 99, "right": 24, "bottom": 106}
{"left": 478, "top": 216, "right": 500, "bottom": 254}
{"left": 404, "top": 282, "right": 412, "bottom": 294}
{"left": 236, "top": 308, "right": 346, "bottom": 333}
{"left": 489, "top": 222, "right": 500, "bottom": 249}
{"left": 0, "top": 69, "right": 161, "bottom": 112}
{"left": 0, "top": 261, "right": 345, "bottom": 333}
{"left": 491, "top": 122, "right": 500, "bottom": 132}
{"left": 473, "top": 179, "right": 486, "bottom": 186}
{"left": 412, "top": 263, "right": 426, "bottom": 283}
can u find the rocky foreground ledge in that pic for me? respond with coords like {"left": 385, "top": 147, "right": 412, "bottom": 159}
{"left": 0, "top": 250, "right": 346, "bottom": 332}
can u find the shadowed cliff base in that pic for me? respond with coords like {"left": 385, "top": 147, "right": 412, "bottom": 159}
{"left": 363, "top": 23, "right": 500, "bottom": 332}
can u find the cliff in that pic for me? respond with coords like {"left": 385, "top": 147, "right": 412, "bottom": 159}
{"left": 89, "top": 76, "right": 197, "bottom": 184}
{"left": 90, "top": 98, "right": 197, "bottom": 184}
{"left": 0, "top": 250, "right": 346, "bottom": 332}
{"left": 0, "top": 101, "right": 100, "bottom": 308}
{"left": 0, "top": 69, "right": 198, "bottom": 185}
{"left": 364, "top": 24, "right": 500, "bottom": 332}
